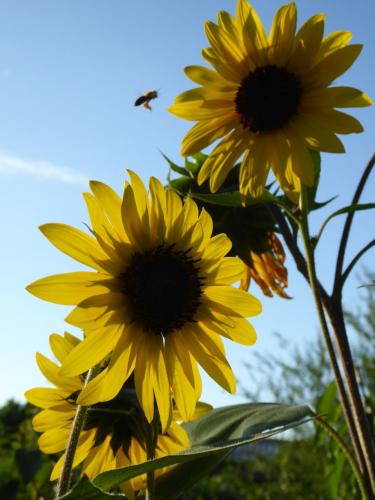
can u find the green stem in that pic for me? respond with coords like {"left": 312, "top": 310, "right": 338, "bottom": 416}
{"left": 145, "top": 420, "right": 157, "bottom": 500}
{"left": 55, "top": 368, "right": 96, "bottom": 499}
{"left": 310, "top": 411, "right": 368, "bottom": 500}
{"left": 334, "top": 151, "right": 375, "bottom": 296}
{"left": 298, "top": 188, "right": 372, "bottom": 495}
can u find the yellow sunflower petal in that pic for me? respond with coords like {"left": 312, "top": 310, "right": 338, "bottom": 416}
{"left": 269, "top": 3, "right": 297, "bottom": 65}
{"left": 311, "top": 109, "right": 364, "bottom": 134}
{"left": 127, "top": 170, "right": 149, "bottom": 220}
{"left": 200, "top": 315, "right": 257, "bottom": 346}
{"left": 197, "top": 129, "right": 248, "bottom": 191}
{"left": 318, "top": 30, "right": 352, "bottom": 59}
{"left": 291, "top": 14, "right": 325, "bottom": 70}
{"left": 236, "top": 0, "right": 268, "bottom": 55}
{"left": 204, "top": 285, "right": 262, "bottom": 317}
{"left": 27, "top": 272, "right": 114, "bottom": 305}
{"left": 81, "top": 371, "right": 113, "bottom": 408}
{"left": 207, "top": 257, "right": 246, "bottom": 285}
{"left": 165, "top": 335, "right": 198, "bottom": 422}
{"left": 183, "top": 326, "right": 236, "bottom": 394}
{"left": 134, "top": 333, "right": 155, "bottom": 423}
{"left": 38, "top": 427, "right": 70, "bottom": 453}
{"left": 121, "top": 184, "right": 151, "bottom": 250}
{"left": 284, "top": 125, "right": 316, "bottom": 186}
{"left": 239, "top": 135, "right": 271, "bottom": 198}
{"left": 201, "top": 47, "right": 243, "bottom": 83}
{"left": 33, "top": 408, "right": 72, "bottom": 432}
{"left": 202, "top": 233, "right": 232, "bottom": 262}
{"left": 181, "top": 114, "right": 238, "bottom": 156}
{"left": 36, "top": 352, "right": 81, "bottom": 393}
{"left": 87, "top": 324, "right": 140, "bottom": 404}
{"left": 184, "top": 65, "right": 238, "bottom": 90}
{"left": 150, "top": 335, "right": 171, "bottom": 431}
{"left": 296, "top": 114, "right": 345, "bottom": 153}
{"left": 306, "top": 44, "right": 363, "bottom": 87}
{"left": 149, "top": 177, "right": 167, "bottom": 240}
{"left": 49, "top": 333, "right": 74, "bottom": 363}
{"left": 39, "top": 223, "right": 108, "bottom": 271}
{"left": 169, "top": 97, "right": 235, "bottom": 122}
{"left": 90, "top": 181, "right": 126, "bottom": 241}
{"left": 24, "top": 388, "right": 70, "bottom": 409}
{"left": 60, "top": 325, "right": 122, "bottom": 377}
{"left": 302, "top": 86, "right": 372, "bottom": 110}
{"left": 205, "top": 20, "right": 249, "bottom": 78}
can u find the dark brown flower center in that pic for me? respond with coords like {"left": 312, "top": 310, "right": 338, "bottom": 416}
{"left": 119, "top": 244, "right": 202, "bottom": 335}
{"left": 235, "top": 65, "right": 302, "bottom": 133}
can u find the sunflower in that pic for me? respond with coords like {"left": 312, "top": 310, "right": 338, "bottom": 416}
{"left": 168, "top": 0, "right": 372, "bottom": 200}
{"left": 27, "top": 172, "right": 261, "bottom": 430}
{"left": 25, "top": 332, "right": 194, "bottom": 498}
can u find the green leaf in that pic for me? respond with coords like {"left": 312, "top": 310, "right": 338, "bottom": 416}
{"left": 316, "top": 203, "right": 375, "bottom": 242}
{"left": 190, "top": 190, "right": 277, "bottom": 207}
{"left": 155, "top": 403, "right": 311, "bottom": 499}
{"left": 93, "top": 403, "right": 310, "bottom": 493}
{"left": 310, "top": 195, "right": 338, "bottom": 211}
{"left": 316, "top": 381, "right": 337, "bottom": 417}
{"left": 359, "top": 281, "right": 375, "bottom": 288}
{"left": 60, "top": 476, "right": 125, "bottom": 499}
{"left": 155, "top": 451, "right": 228, "bottom": 499}
{"left": 327, "top": 453, "right": 346, "bottom": 500}
{"left": 160, "top": 152, "right": 188, "bottom": 177}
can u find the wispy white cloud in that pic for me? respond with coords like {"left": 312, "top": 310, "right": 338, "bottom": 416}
{"left": 0, "top": 152, "right": 89, "bottom": 185}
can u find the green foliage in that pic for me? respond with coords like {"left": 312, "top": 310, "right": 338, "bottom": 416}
{"left": 0, "top": 400, "right": 55, "bottom": 499}
{"left": 89, "top": 402, "right": 310, "bottom": 498}
{"left": 236, "top": 279, "right": 375, "bottom": 499}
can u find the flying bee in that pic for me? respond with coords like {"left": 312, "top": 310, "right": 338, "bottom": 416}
{"left": 134, "top": 90, "right": 158, "bottom": 111}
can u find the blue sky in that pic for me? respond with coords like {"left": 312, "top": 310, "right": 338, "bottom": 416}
{"left": 0, "top": 0, "right": 374, "bottom": 408}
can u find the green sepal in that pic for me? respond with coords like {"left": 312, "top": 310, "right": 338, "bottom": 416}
{"left": 190, "top": 190, "right": 277, "bottom": 207}
{"left": 161, "top": 152, "right": 189, "bottom": 177}
{"left": 167, "top": 176, "right": 193, "bottom": 196}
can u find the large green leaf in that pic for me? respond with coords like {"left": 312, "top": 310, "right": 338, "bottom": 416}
{"left": 155, "top": 403, "right": 311, "bottom": 499}
{"left": 60, "top": 476, "right": 125, "bottom": 499}
{"left": 93, "top": 403, "right": 310, "bottom": 493}
{"left": 60, "top": 403, "right": 310, "bottom": 498}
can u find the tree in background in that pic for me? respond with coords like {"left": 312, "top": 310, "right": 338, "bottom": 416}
{"left": 0, "top": 401, "right": 54, "bottom": 499}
